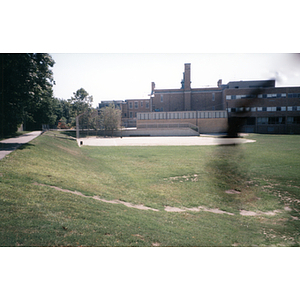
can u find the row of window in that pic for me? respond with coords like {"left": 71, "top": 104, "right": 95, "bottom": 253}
{"left": 128, "top": 101, "right": 149, "bottom": 109}
{"left": 257, "top": 117, "right": 285, "bottom": 125}
{"left": 257, "top": 117, "right": 300, "bottom": 125}
{"left": 226, "top": 93, "right": 288, "bottom": 100}
{"left": 227, "top": 106, "right": 300, "bottom": 113}
{"left": 138, "top": 111, "right": 227, "bottom": 120}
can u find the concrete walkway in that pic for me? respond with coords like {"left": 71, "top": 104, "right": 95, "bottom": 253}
{"left": 0, "top": 131, "right": 42, "bottom": 160}
{"left": 77, "top": 136, "right": 256, "bottom": 147}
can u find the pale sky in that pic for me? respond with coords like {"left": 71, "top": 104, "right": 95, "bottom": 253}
{"left": 50, "top": 53, "right": 300, "bottom": 107}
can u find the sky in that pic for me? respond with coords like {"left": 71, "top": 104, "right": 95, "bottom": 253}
{"left": 50, "top": 53, "right": 300, "bottom": 108}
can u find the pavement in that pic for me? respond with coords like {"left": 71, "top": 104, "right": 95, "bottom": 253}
{"left": 77, "top": 135, "right": 256, "bottom": 147}
{"left": 0, "top": 131, "right": 42, "bottom": 160}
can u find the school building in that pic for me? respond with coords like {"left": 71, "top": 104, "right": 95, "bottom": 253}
{"left": 99, "top": 63, "right": 300, "bottom": 134}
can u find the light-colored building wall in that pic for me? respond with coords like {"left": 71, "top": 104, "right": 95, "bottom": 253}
{"left": 137, "top": 110, "right": 228, "bottom": 133}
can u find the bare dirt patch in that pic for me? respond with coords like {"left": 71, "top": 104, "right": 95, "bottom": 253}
{"left": 239, "top": 209, "right": 281, "bottom": 216}
{"left": 33, "top": 182, "right": 285, "bottom": 217}
{"left": 164, "top": 205, "right": 234, "bottom": 215}
{"left": 225, "top": 189, "right": 241, "bottom": 194}
{"left": 34, "top": 182, "right": 158, "bottom": 212}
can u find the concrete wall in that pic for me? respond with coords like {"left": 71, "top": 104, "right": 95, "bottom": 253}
{"left": 115, "top": 127, "right": 200, "bottom": 137}
{"left": 137, "top": 117, "right": 228, "bottom": 134}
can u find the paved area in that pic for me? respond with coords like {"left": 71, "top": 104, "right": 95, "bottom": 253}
{"left": 77, "top": 136, "right": 256, "bottom": 147}
{"left": 0, "top": 131, "right": 42, "bottom": 160}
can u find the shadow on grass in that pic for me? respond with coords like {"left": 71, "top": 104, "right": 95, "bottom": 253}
{"left": 60, "top": 131, "right": 76, "bottom": 138}
{"left": 18, "top": 143, "right": 36, "bottom": 151}
{"left": 205, "top": 143, "right": 250, "bottom": 210}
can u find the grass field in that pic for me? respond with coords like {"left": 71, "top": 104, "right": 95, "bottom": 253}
{"left": 0, "top": 131, "right": 299, "bottom": 246}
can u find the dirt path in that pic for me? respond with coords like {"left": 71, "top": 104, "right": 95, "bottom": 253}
{"left": 33, "top": 182, "right": 289, "bottom": 217}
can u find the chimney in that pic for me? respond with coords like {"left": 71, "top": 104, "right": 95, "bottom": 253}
{"left": 184, "top": 63, "right": 191, "bottom": 90}
{"left": 217, "top": 79, "right": 222, "bottom": 87}
{"left": 151, "top": 82, "right": 155, "bottom": 95}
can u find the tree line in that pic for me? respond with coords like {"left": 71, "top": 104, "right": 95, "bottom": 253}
{"left": 0, "top": 53, "right": 120, "bottom": 138}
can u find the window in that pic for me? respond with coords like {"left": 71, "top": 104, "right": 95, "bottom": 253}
{"left": 267, "top": 107, "right": 276, "bottom": 112}
{"left": 212, "top": 93, "right": 215, "bottom": 101}
{"left": 281, "top": 106, "right": 286, "bottom": 111}
{"left": 129, "top": 102, "right": 133, "bottom": 109}
{"left": 134, "top": 102, "right": 138, "bottom": 109}
{"left": 287, "top": 93, "right": 299, "bottom": 98}
{"left": 287, "top": 116, "right": 300, "bottom": 124}
{"left": 145, "top": 102, "right": 149, "bottom": 108}
{"left": 160, "top": 95, "right": 163, "bottom": 102}
{"left": 251, "top": 107, "right": 256, "bottom": 112}
{"left": 246, "top": 117, "right": 256, "bottom": 125}
{"left": 257, "top": 117, "right": 268, "bottom": 124}
{"left": 262, "top": 107, "right": 267, "bottom": 111}
{"left": 288, "top": 106, "right": 293, "bottom": 111}
{"left": 226, "top": 95, "right": 231, "bottom": 100}
{"left": 276, "top": 93, "right": 286, "bottom": 98}
{"left": 258, "top": 117, "right": 285, "bottom": 125}
{"left": 257, "top": 107, "right": 262, "bottom": 111}
{"left": 141, "top": 101, "right": 143, "bottom": 107}
{"left": 129, "top": 112, "right": 133, "bottom": 118}
{"left": 227, "top": 108, "right": 231, "bottom": 112}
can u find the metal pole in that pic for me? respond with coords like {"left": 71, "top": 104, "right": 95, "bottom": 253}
{"left": 76, "top": 115, "right": 79, "bottom": 139}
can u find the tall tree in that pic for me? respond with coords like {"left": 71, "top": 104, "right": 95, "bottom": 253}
{"left": 69, "top": 88, "right": 93, "bottom": 117}
{"left": 0, "top": 53, "right": 55, "bottom": 136}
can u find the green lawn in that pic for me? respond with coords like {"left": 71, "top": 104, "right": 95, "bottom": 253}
{"left": 0, "top": 132, "right": 299, "bottom": 246}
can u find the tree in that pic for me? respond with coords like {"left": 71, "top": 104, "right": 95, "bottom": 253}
{"left": 69, "top": 88, "right": 93, "bottom": 118}
{"left": 100, "top": 104, "right": 121, "bottom": 137}
{"left": 0, "top": 53, "right": 55, "bottom": 136}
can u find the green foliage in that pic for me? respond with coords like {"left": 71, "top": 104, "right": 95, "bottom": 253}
{"left": 0, "top": 53, "right": 55, "bottom": 136}
{"left": 69, "top": 88, "right": 93, "bottom": 118}
{"left": 100, "top": 103, "right": 121, "bottom": 136}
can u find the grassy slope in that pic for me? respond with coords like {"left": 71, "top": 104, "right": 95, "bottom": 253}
{"left": 0, "top": 132, "right": 299, "bottom": 246}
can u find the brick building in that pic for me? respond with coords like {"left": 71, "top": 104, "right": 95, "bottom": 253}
{"left": 99, "top": 63, "right": 300, "bottom": 134}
